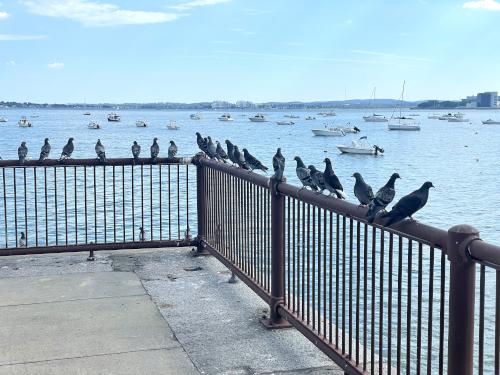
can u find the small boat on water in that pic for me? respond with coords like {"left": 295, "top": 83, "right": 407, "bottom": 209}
{"left": 87, "top": 122, "right": 101, "bottom": 129}
{"left": 388, "top": 123, "right": 421, "bottom": 131}
{"left": 18, "top": 117, "right": 32, "bottom": 127}
{"left": 190, "top": 112, "right": 202, "bottom": 120}
{"left": 83, "top": 112, "right": 91, "bottom": 116}
{"left": 340, "top": 124, "right": 361, "bottom": 133}
{"left": 276, "top": 121, "right": 295, "bottom": 126}
{"left": 31, "top": 115, "right": 40, "bottom": 118}
{"left": 447, "top": 113, "right": 468, "bottom": 122}
{"left": 428, "top": 113, "right": 441, "bottom": 119}
{"left": 107, "top": 113, "right": 121, "bottom": 122}
{"left": 337, "top": 137, "right": 384, "bottom": 155}
{"left": 249, "top": 113, "right": 267, "bottom": 122}
{"left": 305, "top": 116, "right": 316, "bottom": 120}
{"left": 135, "top": 120, "right": 147, "bottom": 128}
{"left": 167, "top": 120, "right": 180, "bottom": 130}
{"left": 312, "top": 125, "right": 345, "bottom": 137}
{"left": 363, "top": 114, "right": 388, "bottom": 122}
{"left": 388, "top": 82, "right": 421, "bottom": 131}
{"left": 284, "top": 114, "right": 300, "bottom": 119}
{"left": 318, "top": 111, "right": 336, "bottom": 116}
{"left": 482, "top": 119, "right": 500, "bottom": 125}
{"left": 0, "top": 117, "right": 7, "bottom": 123}
{"left": 438, "top": 113, "right": 456, "bottom": 120}
{"left": 218, "top": 113, "right": 233, "bottom": 121}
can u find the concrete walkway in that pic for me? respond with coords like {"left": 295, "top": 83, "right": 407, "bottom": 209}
{"left": 0, "top": 248, "right": 342, "bottom": 375}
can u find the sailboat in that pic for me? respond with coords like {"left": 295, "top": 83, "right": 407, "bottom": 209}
{"left": 388, "top": 81, "right": 421, "bottom": 131}
{"left": 363, "top": 87, "right": 388, "bottom": 122}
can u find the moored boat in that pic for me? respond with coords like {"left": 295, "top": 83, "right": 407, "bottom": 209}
{"left": 218, "top": 113, "right": 233, "bottom": 121}
{"left": 312, "top": 126, "right": 345, "bottom": 137}
{"left": 87, "top": 122, "right": 101, "bottom": 129}
{"left": 388, "top": 82, "right": 421, "bottom": 131}
{"left": 284, "top": 114, "right": 300, "bottom": 119}
{"left": 249, "top": 113, "right": 267, "bottom": 122}
{"left": 135, "top": 120, "right": 147, "bottom": 128}
{"left": 337, "top": 137, "right": 384, "bottom": 155}
{"left": 363, "top": 114, "right": 388, "bottom": 122}
{"left": 276, "top": 121, "right": 295, "bottom": 125}
{"left": 428, "top": 113, "right": 441, "bottom": 119}
{"left": 482, "top": 119, "right": 500, "bottom": 125}
{"left": 190, "top": 112, "right": 202, "bottom": 120}
{"left": 83, "top": 112, "right": 91, "bottom": 116}
{"left": 18, "top": 117, "right": 32, "bottom": 127}
{"left": 340, "top": 125, "right": 361, "bottom": 133}
{"left": 438, "top": 113, "right": 455, "bottom": 120}
{"left": 305, "top": 116, "right": 316, "bottom": 120}
{"left": 0, "top": 117, "right": 7, "bottom": 123}
{"left": 167, "top": 120, "right": 180, "bottom": 130}
{"left": 107, "top": 113, "right": 121, "bottom": 122}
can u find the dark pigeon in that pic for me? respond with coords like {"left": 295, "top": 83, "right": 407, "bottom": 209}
{"left": 60, "top": 138, "right": 74, "bottom": 160}
{"left": 352, "top": 172, "right": 374, "bottom": 206}
{"left": 294, "top": 156, "right": 318, "bottom": 191}
{"left": 233, "top": 146, "right": 250, "bottom": 170}
{"left": 366, "top": 173, "right": 400, "bottom": 223}
{"left": 39, "top": 138, "right": 51, "bottom": 162}
{"left": 380, "top": 182, "right": 434, "bottom": 226}
{"left": 168, "top": 140, "right": 177, "bottom": 158}
{"left": 132, "top": 141, "right": 141, "bottom": 162}
{"left": 308, "top": 165, "right": 326, "bottom": 193}
{"left": 216, "top": 141, "right": 228, "bottom": 163}
{"left": 243, "top": 149, "right": 268, "bottom": 172}
{"left": 206, "top": 137, "right": 219, "bottom": 160}
{"left": 272, "top": 148, "right": 285, "bottom": 181}
{"left": 95, "top": 139, "right": 106, "bottom": 163}
{"left": 323, "top": 158, "right": 346, "bottom": 199}
{"left": 196, "top": 132, "right": 208, "bottom": 153}
{"left": 150, "top": 138, "right": 159, "bottom": 163}
{"left": 18, "top": 141, "right": 28, "bottom": 165}
{"left": 19, "top": 232, "right": 26, "bottom": 247}
{"left": 225, "top": 140, "right": 238, "bottom": 165}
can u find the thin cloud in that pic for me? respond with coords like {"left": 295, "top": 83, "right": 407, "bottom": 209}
{"left": 170, "top": 0, "right": 231, "bottom": 11}
{"left": 463, "top": 0, "right": 500, "bottom": 10}
{"left": 0, "top": 34, "right": 47, "bottom": 41}
{"left": 5, "top": 60, "right": 16, "bottom": 66}
{"left": 230, "top": 28, "right": 256, "bottom": 35}
{"left": 48, "top": 62, "right": 64, "bottom": 69}
{"left": 351, "top": 49, "right": 433, "bottom": 63}
{"left": 21, "top": 0, "right": 183, "bottom": 27}
{"left": 210, "top": 40, "right": 233, "bottom": 44}
{"left": 0, "top": 11, "right": 9, "bottom": 19}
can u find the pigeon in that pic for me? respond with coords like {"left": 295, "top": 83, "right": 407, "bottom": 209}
{"left": 294, "top": 156, "right": 317, "bottom": 191}
{"left": 132, "top": 141, "right": 141, "bottom": 162}
{"left": 95, "top": 139, "right": 106, "bottom": 163}
{"left": 39, "top": 138, "right": 51, "bottom": 162}
{"left": 352, "top": 172, "right": 374, "bottom": 206}
{"left": 18, "top": 142, "right": 28, "bottom": 165}
{"left": 206, "top": 137, "right": 219, "bottom": 160}
{"left": 323, "top": 158, "right": 346, "bottom": 199}
{"left": 19, "top": 232, "right": 26, "bottom": 247}
{"left": 150, "top": 138, "right": 159, "bottom": 163}
{"left": 60, "top": 138, "right": 74, "bottom": 160}
{"left": 366, "top": 173, "right": 400, "bottom": 223}
{"left": 225, "top": 140, "right": 238, "bottom": 165}
{"left": 243, "top": 149, "right": 268, "bottom": 172}
{"left": 233, "top": 146, "right": 250, "bottom": 170}
{"left": 272, "top": 147, "right": 285, "bottom": 181}
{"left": 380, "top": 182, "right": 434, "bottom": 227}
{"left": 308, "top": 165, "right": 326, "bottom": 193}
{"left": 168, "top": 140, "right": 177, "bottom": 158}
{"left": 216, "top": 141, "right": 228, "bottom": 163}
{"left": 196, "top": 132, "right": 208, "bottom": 153}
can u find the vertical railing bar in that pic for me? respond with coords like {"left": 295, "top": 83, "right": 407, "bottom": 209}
{"left": 388, "top": 233, "right": 394, "bottom": 372}
{"left": 113, "top": 165, "right": 116, "bottom": 243}
{"left": 356, "top": 221, "right": 361, "bottom": 366}
{"left": 495, "top": 270, "right": 500, "bottom": 375}
{"left": 397, "top": 236, "right": 403, "bottom": 375}
{"left": 44, "top": 167, "right": 48, "bottom": 246}
{"left": 302, "top": 201, "right": 306, "bottom": 321}
{"left": 363, "top": 222, "right": 368, "bottom": 372}
{"left": 307, "top": 204, "right": 311, "bottom": 325}
{"left": 186, "top": 164, "right": 189, "bottom": 239}
{"left": 54, "top": 167, "right": 58, "bottom": 246}
{"left": 312, "top": 205, "right": 316, "bottom": 330}
{"left": 168, "top": 164, "right": 171, "bottom": 240}
{"left": 122, "top": 165, "right": 125, "bottom": 242}
{"left": 93, "top": 166, "right": 96, "bottom": 243}
{"left": 417, "top": 242, "right": 423, "bottom": 375}
{"left": 478, "top": 264, "right": 485, "bottom": 375}
{"left": 177, "top": 164, "right": 180, "bottom": 239}
{"left": 141, "top": 164, "right": 144, "bottom": 240}
{"left": 13, "top": 168, "right": 18, "bottom": 247}
{"left": 349, "top": 217, "right": 353, "bottom": 357}
{"left": 2, "top": 169, "right": 7, "bottom": 248}
{"left": 370, "top": 227, "right": 376, "bottom": 375}
{"left": 34, "top": 167, "right": 38, "bottom": 246}
{"left": 287, "top": 195, "right": 291, "bottom": 308}
{"left": 379, "top": 229, "right": 385, "bottom": 375}
{"left": 84, "top": 166, "right": 87, "bottom": 244}
{"left": 23, "top": 168, "right": 28, "bottom": 246}
{"left": 406, "top": 239, "right": 413, "bottom": 375}
{"left": 74, "top": 166, "right": 78, "bottom": 245}
{"left": 426, "top": 246, "right": 435, "bottom": 375}
{"left": 336, "top": 213, "right": 340, "bottom": 349}
{"left": 159, "top": 164, "right": 162, "bottom": 240}
{"left": 329, "top": 210, "right": 333, "bottom": 344}
{"left": 64, "top": 166, "right": 68, "bottom": 245}
{"left": 103, "top": 167, "right": 107, "bottom": 243}
{"left": 342, "top": 215, "right": 346, "bottom": 355}
{"left": 317, "top": 207, "right": 321, "bottom": 334}
{"left": 150, "top": 164, "right": 153, "bottom": 241}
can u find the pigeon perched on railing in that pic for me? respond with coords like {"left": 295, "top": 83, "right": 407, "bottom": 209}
{"left": 308, "top": 165, "right": 326, "bottom": 193}
{"left": 132, "top": 141, "right": 141, "bottom": 162}
{"left": 380, "top": 181, "right": 434, "bottom": 227}
{"left": 323, "top": 158, "right": 346, "bottom": 199}
{"left": 272, "top": 148, "right": 285, "bottom": 181}
{"left": 18, "top": 141, "right": 28, "bottom": 165}
{"left": 366, "top": 173, "right": 400, "bottom": 223}
{"left": 19, "top": 232, "right": 26, "bottom": 247}
{"left": 206, "top": 137, "right": 219, "bottom": 160}
{"left": 39, "top": 138, "right": 51, "bottom": 163}
{"left": 216, "top": 141, "right": 228, "bottom": 163}
{"left": 196, "top": 132, "right": 208, "bottom": 154}
{"left": 150, "top": 138, "right": 159, "bottom": 163}
{"left": 352, "top": 172, "right": 374, "bottom": 206}
{"left": 225, "top": 140, "right": 238, "bottom": 165}
{"left": 243, "top": 149, "right": 268, "bottom": 172}
{"left": 95, "top": 139, "right": 106, "bottom": 163}
{"left": 233, "top": 146, "right": 250, "bottom": 170}
{"left": 60, "top": 138, "right": 74, "bottom": 161}
{"left": 168, "top": 140, "right": 177, "bottom": 158}
{"left": 294, "top": 156, "right": 317, "bottom": 191}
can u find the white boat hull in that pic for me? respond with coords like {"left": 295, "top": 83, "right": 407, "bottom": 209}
{"left": 276, "top": 121, "right": 294, "bottom": 125}
{"left": 218, "top": 118, "right": 233, "bottom": 121}
{"left": 312, "top": 129, "right": 345, "bottom": 137}
{"left": 337, "top": 146, "right": 377, "bottom": 154}
{"left": 482, "top": 120, "right": 500, "bottom": 125}
{"left": 388, "top": 124, "right": 421, "bottom": 131}
{"left": 249, "top": 118, "right": 267, "bottom": 122}
{"left": 363, "top": 116, "right": 388, "bottom": 122}
{"left": 136, "top": 121, "right": 147, "bottom": 127}
{"left": 448, "top": 118, "right": 468, "bottom": 123}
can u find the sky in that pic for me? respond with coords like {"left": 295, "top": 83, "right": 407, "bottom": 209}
{"left": 1, "top": 0, "right": 499, "bottom": 103}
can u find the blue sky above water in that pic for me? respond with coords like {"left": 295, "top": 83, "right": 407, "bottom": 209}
{"left": 1, "top": 0, "right": 499, "bottom": 103}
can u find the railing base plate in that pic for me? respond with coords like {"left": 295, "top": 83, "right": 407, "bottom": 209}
{"left": 190, "top": 247, "right": 211, "bottom": 257}
{"left": 260, "top": 316, "right": 292, "bottom": 330}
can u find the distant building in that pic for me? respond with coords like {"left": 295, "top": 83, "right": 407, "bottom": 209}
{"left": 461, "top": 92, "right": 498, "bottom": 108}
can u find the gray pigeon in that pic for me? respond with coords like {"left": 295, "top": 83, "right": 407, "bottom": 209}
{"left": 243, "top": 149, "right": 268, "bottom": 172}
{"left": 294, "top": 156, "right": 317, "bottom": 191}
{"left": 168, "top": 140, "right": 177, "bottom": 158}
{"left": 39, "top": 138, "right": 51, "bottom": 162}
{"left": 95, "top": 139, "right": 106, "bottom": 163}
{"left": 308, "top": 165, "right": 326, "bottom": 193}
{"left": 323, "top": 158, "right": 346, "bottom": 199}
{"left": 19, "top": 232, "right": 26, "bottom": 247}
{"left": 225, "top": 140, "right": 238, "bottom": 165}
{"left": 272, "top": 148, "right": 285, "bottom": 181}
{"left": 366, "top": 173, "right": 400, "bottom": 223}
{"left": 196, "top": 132, "right": 208, "bottom": 153}
{"left": 233, "top": 146, "right": 250, "bottom": 170}
{"left": 216, "top": 141, "right": 228, "bottom": 163}
{"left": 132, "top": 141, "right": 141, "bottom": 162}
{"left": 352, "top": 172, "right": 374, "bottom": 206}
{"left": 206, "top": 137, "right": 219, "bottom": 160}
{"left": 18, "top": 142, "right": 28, "bottom": 165}
{"left": 380, "top": 182, "right": 434, "bottom": 226}
{"left": 150, "top": 138, "right": 159, "bottom": 163}
{"left": 60, "top": 138, "right": 74, "bottom": 160}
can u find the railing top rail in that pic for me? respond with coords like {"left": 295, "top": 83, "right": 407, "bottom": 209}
{"left": 469, "top": 239, "right": 500, "bottom": 270}
{"left": 0, "top": 156, "right": 193, "bottom": 168}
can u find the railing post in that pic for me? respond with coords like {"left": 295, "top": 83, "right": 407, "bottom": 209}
{"left": 447, "top": 224, "right": 479, "bottom": 375}
{"left": 193, "top": 155, "right": 209, "bottom": 256}
{"left": 261, "top": 176, "right": 291, "bottom": 329}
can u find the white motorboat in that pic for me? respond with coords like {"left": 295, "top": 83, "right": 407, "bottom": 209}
{"left": 87, "top": 122, "right": 101, "bottom": 129}
{"left": 135, "top": 120, "right": 147, "bottom": 128}
{"left": 318, "top": 111, "right": 336, "bottom": 116}
{"left": 83, "top": 112, "right": 91, "bottom": 116}
{"left": 31, "top": 115, "right": 40, "bottom": 118}
{"left": 388, "top": 123, "right": 421, "bottom": 131}
{"left": 249, "top": 113, "right": 267, "bottom": 122}
{"left": 18, "top": 117, "right": 32, "bottom": 127}
{"left": 284, "top": 114, "right": 300, "bottom": 119}
{"left": 276, "top": 121, "right": 295, "bottom": 125}
{"left": 218, "top": 113, "right": 233, "bottom": 121}
{"left": 448, "top": 117, "right": 469, "bottom": 123}
{"left": 438, "top": 113, "right": 455, "bottom": 120}
{"left": 337, "top": 137, "right": 384, "bottom": 155}
{"left": 482, "top": 119, "right": 500, "bottom": 125}
{"left": 167, "top": 120, "right": 180, "bottom": 130}
{"left": 190, "top": 112, "right": 202, "bottom": 120}
{"left": 0, "top": 117, "right": 7, "bottom": 123}
{"left": 388, "top": 82, "right": 421, "bottom": 131}
{"left": 107, "top": 113, "right": 121, "bottom": 122}
{"left": 305, "top": 116, "right": 316, "bottom": 120}
{"left": 312, "top": 126, "right": 345, "bottom": 137}
{"left": 363, "top": 114, "right": 388, "bottom": 122}
{"left": 428, "top": 113, "right": 441, "bottom": 119}
{"left": 340, "top": 124, "right": 361, "bottom": 133}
